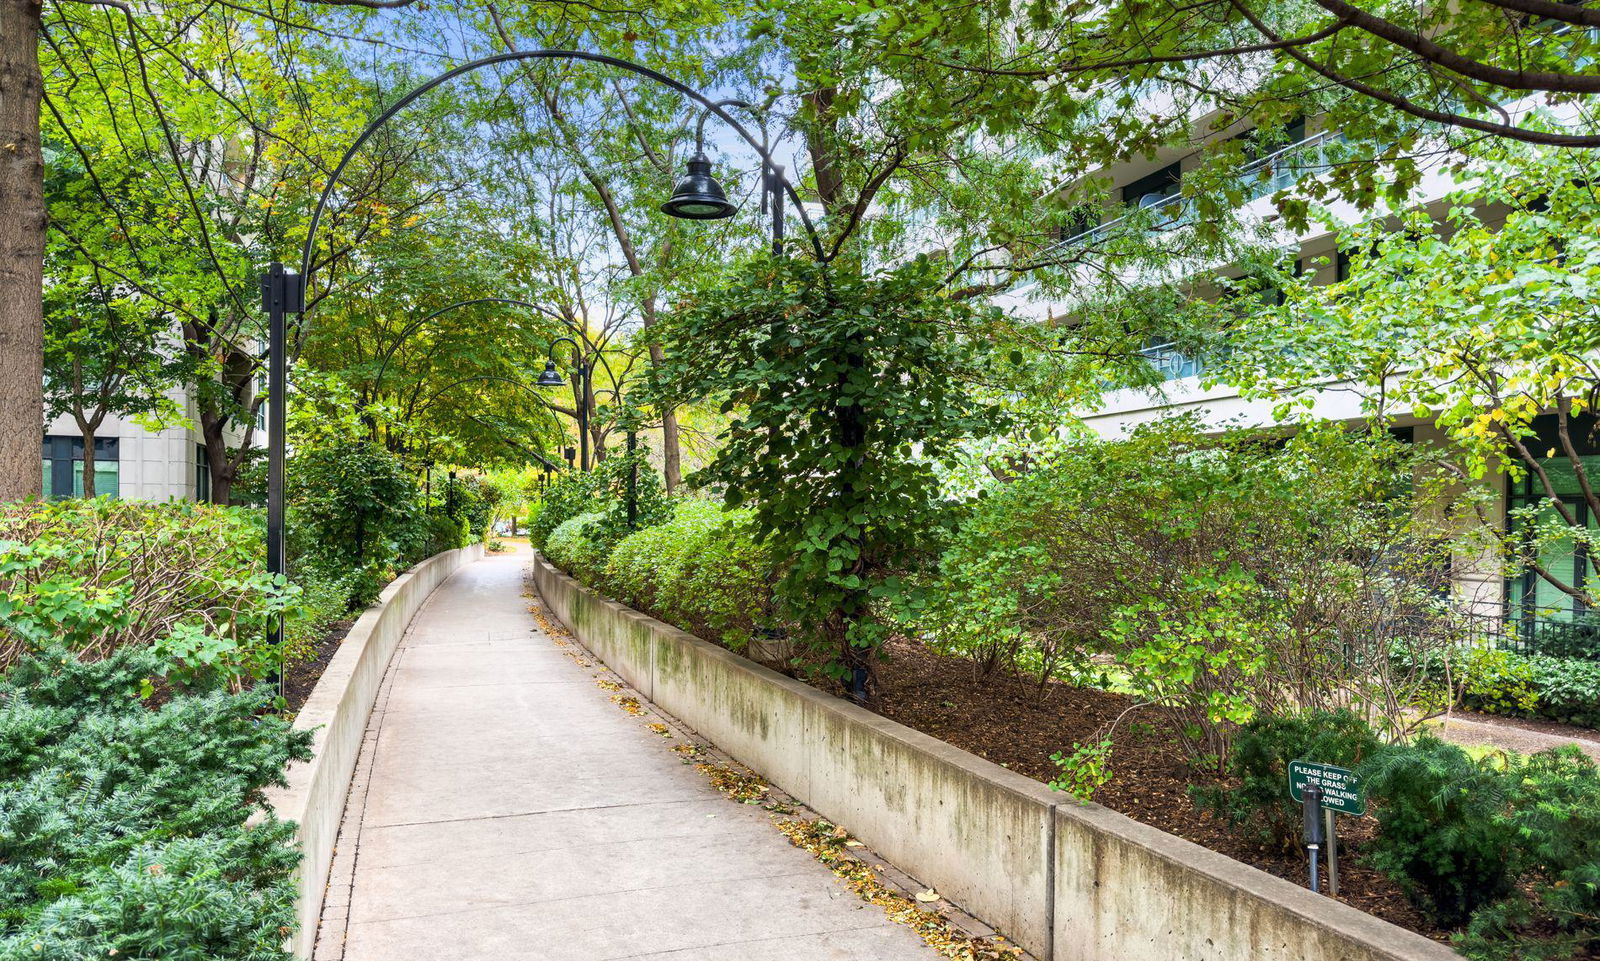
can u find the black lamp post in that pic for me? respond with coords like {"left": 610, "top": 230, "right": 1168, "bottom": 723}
{"left": 423, "top": 458, "right": 435, "bottom": 510}
{"left": 536, "top": 338, "right": 590, "bottom": 471}
{"left": 257, "top": 48, "right": 824, "bottom": 683}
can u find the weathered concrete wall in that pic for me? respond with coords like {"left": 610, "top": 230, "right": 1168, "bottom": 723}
{"left": 266, "top": 543, "right": 484, "bottom": 960}
{"left": 532, "top": 553, "right": 1460, "bottom": 961}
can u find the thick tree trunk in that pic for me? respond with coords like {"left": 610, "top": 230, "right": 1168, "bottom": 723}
{"left": 202, "top": 415, "right": 234, "bottom": 505}
{"left": 0, "top": 0, "right": 45, "bottom": 503}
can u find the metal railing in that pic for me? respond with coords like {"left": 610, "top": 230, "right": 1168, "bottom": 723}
{"left": 1040, "top": 130, "right": 1345, "bottom": 258}
{"left": 1455, "top": 599, "right": 1600, "bottom": 661}
{"left": 1140, "top": 341, "right": 1203, "bottom": 380}
{"left": 1236, "top": 130, "right": 1346, "bottom": 204}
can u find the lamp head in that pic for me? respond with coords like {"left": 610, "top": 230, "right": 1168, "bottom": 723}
{"left": 536, "top": 360, "right": 566, "bottom": 388}
{"left": 661, "top": 151, "right": 737, "bottom": 221}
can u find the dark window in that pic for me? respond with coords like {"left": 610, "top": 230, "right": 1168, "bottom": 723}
{"left": 40, "top": 435, "right": 120, "bottom": 499}
{"left": 196, "top": 445, "right": 211, "bottom": 503}
{"left": 1121, "top": 162, "right": 1182, "bottom": 209}
{"left": 1336, "top": 250, "right": 1352, "bottom": 282}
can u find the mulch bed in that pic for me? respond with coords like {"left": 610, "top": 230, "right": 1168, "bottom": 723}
{"left": 281, "top": 619, "right": 354, "bottom": 715}
{"left": 863, "top": 638, "right": 1446, "bottom": 942}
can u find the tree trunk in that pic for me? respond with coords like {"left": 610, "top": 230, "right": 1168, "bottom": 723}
{"left": 0, "top": 0, "right": 45, "bottom": 503}
{"left": 79, "top": 427, "right": 95, "bottom": 498}
{"left": 202, "top": 415, "right": 234, "bottom": 504}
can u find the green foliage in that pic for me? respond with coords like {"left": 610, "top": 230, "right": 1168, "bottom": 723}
{"left": 289, "top": 440, "right": 423, "bottom": 608}
{"left": 529, "top": 471, "right": 602, "bottom": 550}
{"left": 1410, "top": 648, "right": 1600, "bottom": 729}
{"left": 0, "top": 500, "right": 290, "bottom": 686}
{"left": 1193, "top": 710, "right": 1382, "bottom": 852}
{"left": 1224, "top": 146, "right": 1600, "bottom": 609}
{"left": 0, "top": 646, "right": 311, "bottom": 960}
{"left": 912, "top": 417, "right": 1461, "bottom": 768}
{"left": 1360, "top": 736, "right": 1517, "bottom": 928}
{"left": 648, "top": 256, "right": 1009, "bottom": 682}
{"left": 443, "top": 473, "right": 500, "bottom": 540}
{"left": 1460, "top": 748, "right": 1600, "bottom": 960}
{"left": 281, "top": 566, "right": 355, "bottom": 665}
{"left": 543, "top": 512, "right": 612, "bottom": 586}
{"left": 603, "top": 500, "right": 776, "bottom": 649}
{"left": 1049, "top": 739, "right": 1115, "bottom": 803}
{"left": 421, "top": 513, "right": 471, "bottom": 558}
{"left": 1460, "top": 649, "right": 1541, "bottom": 717}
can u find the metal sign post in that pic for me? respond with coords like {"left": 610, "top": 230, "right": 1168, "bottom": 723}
{"left": 1325, "top": 808, "right": 1339, "bottom": 896}
{"left": 1290, "top": 759, "right": 1364, "bottom": 896}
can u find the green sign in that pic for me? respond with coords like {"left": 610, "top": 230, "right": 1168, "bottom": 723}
{"left": 1288, "top": 759, "right": 1366, "bottom": 816}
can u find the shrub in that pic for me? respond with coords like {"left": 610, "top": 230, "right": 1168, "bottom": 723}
{"left": 916, "top": 418, "right": 1465, "bottom": 771}
{"left": 1460, "top": 747, "right": 1600, "bottom": 959}
{"left": 280, "top": 565, "right": 353, "bottom": 664}
{"left": 604, "top": 500, "right": 724, "bottom": 610}
{"left": 0, "top": 499, "right": 290, "bottom": 686}
{"left": 289, "top": 439, "right": 422, "bottom": 579}
{"left": 529, "top": 471, "right": 601, "bottom": 549}
{"left": 544, "top": 512, "right": 611, "bottom": 585}
{"left": 416, "top": 512, "right": 470, "bottom": 561}
{"left": 0, "top": 646, "right": 311, "bottom": 960}
{"left": 601, "top": 501, "right": 775, "bottom": 648}
{"left": 1411, "top": 648, "right": 1600, "bottom": 729}
{"left": 1193, "top": 709, "right": 1382, "bottom": 852}
{"left": 1459, "top": 648, "right": 1541, "bottom": 717}
{"left": 1360, "top": 735, "right": 1516, "bottom": 928}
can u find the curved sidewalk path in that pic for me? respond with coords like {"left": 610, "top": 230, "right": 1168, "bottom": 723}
{"left": 313, "top": 545, "right": 938, "bottom": 961}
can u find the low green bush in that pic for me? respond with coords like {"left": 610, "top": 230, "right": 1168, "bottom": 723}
{"left": 604, "top": 500, "right": 723, "bottom": 610}
{"left": 0, "top": 499, "right": 290, "bottom": 686}
{"left": 1411, "top": 646, "right": 1600, "bottom": 729}
{"left": 544, "top": 512, "right": 611, "bottom": 585}
{"left": 1360, "top": 735, "right": 1517, "bottom": 928}
{"left": 0, "top": 646, "right": 311, "bottom": 960}
{"left": 1192, "top": 709, "right": 1382, "bottom": 853}
{"left": 1460, "top": 747, "right": 1600, "bottom": 959}
{"left": 601, "top": 500, "right": 774, "bottom": 648}
{"left": 1518, "top": 656, "right": 1600, "bottom": 729}
{"left": 281, "top": 564, "right": 353, "bottom": 663}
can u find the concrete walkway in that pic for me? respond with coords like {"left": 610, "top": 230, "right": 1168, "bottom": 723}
{"left": 1432, "top": 712, "right": 1600, "bottom": 762}
{"left": 314, "top": 546, "right": 938, "bottom": 961}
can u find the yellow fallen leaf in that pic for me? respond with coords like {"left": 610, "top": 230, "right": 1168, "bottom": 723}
{"left": 915, "top": 889, "right": 941, "bottom": 903}
{"left": 845, "top": 840, "right": 865, "bottom": 847}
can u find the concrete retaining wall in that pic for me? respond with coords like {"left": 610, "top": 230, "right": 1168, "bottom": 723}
{"left": 532, "top": 553, "right": 1460, "bottom": 961}
{"left": 266, "top": 543, "right": 484, "bottom": 960}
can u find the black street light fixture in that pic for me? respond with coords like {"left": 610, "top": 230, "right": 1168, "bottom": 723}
{"left": 258, "top": 48, "right": 825, "bottom": 684}
{"left": 660, "top": 150, "right": 737, "bottom": 221}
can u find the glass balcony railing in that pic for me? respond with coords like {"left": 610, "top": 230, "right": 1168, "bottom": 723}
{"left": 1140, "top": 341, "right": 1203, "bottom": 381}
{"left": 1041, "top": 129, "right": 1344, "bottom": 257}
{"left": 1237, "top": 130, "right": 1346, "bottom": 203}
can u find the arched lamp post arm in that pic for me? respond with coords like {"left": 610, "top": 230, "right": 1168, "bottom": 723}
{"left": 296, "top": 49, "right": 824, "bottom": 282}
{"left": 259, "top": 47, "right": 826, "bottom": 669}
{"left": 370, "top": 296, "right": 573, "bottom": 395}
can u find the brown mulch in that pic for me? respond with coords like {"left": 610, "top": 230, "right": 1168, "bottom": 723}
{"left": 865, "top": 638, "right": 1446, "bottom": 942}
{"left": 281, "top": 619, "right": 353, "bottom": 714}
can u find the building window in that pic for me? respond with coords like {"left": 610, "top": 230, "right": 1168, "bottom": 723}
{"left": 196, "top": 444, "right": 211, "bottom": 503}
{"left": 1506, "top": 414, "right": 1600, "bottom": 627}
{"left": 40, "top": 435, "right": 119, "bottom": 499}
{"left": 1121, "top": 162, "right": 1182, "bottom": 210}
{"left": 1336, "top": 250, "right": 1352, "bottom": 282}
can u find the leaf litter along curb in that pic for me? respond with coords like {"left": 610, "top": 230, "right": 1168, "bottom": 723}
{"left": 592, "top": 665, "right": 1024, "bottom": 961}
